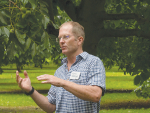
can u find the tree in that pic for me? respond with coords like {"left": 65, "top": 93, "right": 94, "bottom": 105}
{"left": 0, "top": 0, "right": 150, "bottom": 98}
{"left": 0, "top": 0, "right": 61, "bottom": 72}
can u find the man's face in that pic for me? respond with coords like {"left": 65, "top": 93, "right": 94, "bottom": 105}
{"left": 58, "top": 24, "right": 79, "bottom": 56}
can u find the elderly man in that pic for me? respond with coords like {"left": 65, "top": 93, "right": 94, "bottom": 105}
{"left": 16, "top": 21, "right": 106, "bottom": 113}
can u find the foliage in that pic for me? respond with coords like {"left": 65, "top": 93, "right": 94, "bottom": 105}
{"left": 0, "top": 0, "right": 63, "bottom": 72}
{"left": 134, "top": 78, "right": 150, "bottom": 99}
{"left": 98, "top": 0, "right": 150, "bottom": 98}
{"left": 0, "top": 0, "right": 150, "bottom": 98}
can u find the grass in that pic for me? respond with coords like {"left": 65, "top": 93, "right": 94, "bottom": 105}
{"left": 0, "top": 65, "right": 138, "bottom": 91}
{"left": 0, "top": 92, "right": 148, "bottom": 107}
{"left": 100, "top": 108, "right": 150, "bottom": 113}
{"left": 106, "top": 76, "right": 137, "bottom": 90}
{"left": 0, "top": 64, "right": 147, "bottom": 112}
{"left": 101, "top": 92, "right": 150, "bottom": 105}
{"left": 0, "top": 93, "right": 149, "bottom": 113}
{"left": 0, "top": 107, "right": 150, "bottom": 113}
{"left": 0, "top": 94, "right": 37, "bottom": 107}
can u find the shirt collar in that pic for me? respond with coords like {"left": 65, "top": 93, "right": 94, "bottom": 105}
{"left": 61, "top": 52, "right": 88, "bottom": 64}
{"left": 79, "top": 51, "right": 88, "bottom": 60}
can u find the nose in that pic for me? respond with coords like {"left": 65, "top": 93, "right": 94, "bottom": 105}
{"left": 59, "top": 37, "right": 65, "bottom": 43}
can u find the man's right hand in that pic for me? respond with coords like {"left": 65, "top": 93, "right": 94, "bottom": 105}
{"left": 16, "top": 70, "right": 32, "bottom": 93}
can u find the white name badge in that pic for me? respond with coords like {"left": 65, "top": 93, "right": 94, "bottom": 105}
{"left": 70, "top": 71, "right": 80, "bottom": 79}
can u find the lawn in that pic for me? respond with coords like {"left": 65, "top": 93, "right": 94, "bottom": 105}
{"left": 0, "top": 64, "right": 148, "bottom": 113}
{"left": 0, "top": 65, "right": 137, "bottom": 91}
{"left": 0, "top": 93, "right": 149, "bottom": 113}
{"left": 100, "top": 108, "right": 150, "bottom": 113}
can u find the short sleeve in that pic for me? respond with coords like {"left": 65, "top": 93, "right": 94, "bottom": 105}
{"left": 87, "top": 58, "right": 106, "bottom": 96}
{"left": 47, "top": 85, "right": 56, "bottom": 105}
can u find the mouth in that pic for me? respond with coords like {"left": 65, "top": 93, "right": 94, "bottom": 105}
{"left": 61, "top": 46, "right": 66, "bottom": 50}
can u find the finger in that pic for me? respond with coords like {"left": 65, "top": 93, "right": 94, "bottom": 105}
{"left": 36, "top": 75, "right": 43, "bottom": 80}
{"left": 24, "top": 70, "right": 29, "bottom": 78}
{"left": 37, "top": 75, "right": 49, "bottom": 81}
{"left": 41, "top": 81, "right": 48, "bottom": 84}
{"left": 16, "top": 70, "right": 18, "bottom": 82}
{"left": 37, "top": 77, "right": 48, "bottom": 81}
{"left": 37, "top": 75, "right": 46, "bottom": 79}
{"left": 18, "top": 78, "right": 23, "bottom": 85}
{"left": 18, "top": 78, "right": 23, "bottom": 88}
{"left": 37, "top": 74, "right": 48, "bottom": 78}
{"left": 36, "top": 75, "right": 44, "bottom": 78}
{"left": 16, "top": 70, "right": 21, "bottom": 83}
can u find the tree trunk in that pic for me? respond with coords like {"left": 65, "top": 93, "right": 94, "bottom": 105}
{"left": 17, "top": 65, "right": 22, "bottom": 72}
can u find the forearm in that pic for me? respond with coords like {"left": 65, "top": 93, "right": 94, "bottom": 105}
{"left": 30, "top": 90, "right": 56, "bottom": 113}
{"left": 62, "top": 80, "right": 102, "bottom": 102}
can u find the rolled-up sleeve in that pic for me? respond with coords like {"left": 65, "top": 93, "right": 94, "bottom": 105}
{"left": 47, "top": 85, "right": 56, "bottom": 105}
{"left": 87, "top": 58, "right": 106, "bottom": 96}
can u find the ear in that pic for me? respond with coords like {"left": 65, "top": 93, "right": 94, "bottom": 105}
{"left": 77, "top": 36, "right": 84, "bottom": 45}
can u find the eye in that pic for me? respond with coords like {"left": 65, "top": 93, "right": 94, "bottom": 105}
{"left": 64, "top": 35, "right": 70, "bottom": 39}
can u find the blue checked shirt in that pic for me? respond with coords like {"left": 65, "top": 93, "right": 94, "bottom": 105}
{"left": 47, "top": 52, "right": 106, "bottom": 113}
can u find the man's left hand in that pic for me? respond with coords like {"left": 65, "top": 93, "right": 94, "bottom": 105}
{"left": 37, "top": 74, "right": 64, "bottom": 87}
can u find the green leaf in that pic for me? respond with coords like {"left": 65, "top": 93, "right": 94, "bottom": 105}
{"left": 134, "top": 75, "right": 141, "bottom": 85}
{"left": 20, "top": 0, "right": 29, "bottom": 5}
{"left": 28, "top": 15, "right": 38, "bottom": 23}
{"left": 42, "top": 16, "right": 50, "bottom": 29}
{"left": 15, "top": 29, "right": 26, "bottom": 45}
{"left": 7, "top": 42, "right": 17, "bottom": 59}
{"left": 40, "top": 4, "right": 49, "bottom": 17}
{"left": 29, "top": 0, "right": 37, "bottom": 9}
{"left": 1, "top": 35, "right": 9, "bottom": 43}
{"left": 41, "top": 32, "right": 49, "bottom": 48}
{"left": 29, "top": 24, "right": 41, "bottom": 37}
{"left": 129, "top": 4, "right": 134, "bottom": 10}
{"left": 49, "top": 34, "right": 59, "bottom": 49}
{"left": 31, "top": 42, "right": 37, "bottom": 57}
{"left": 16, "top": 20, "right": 27, "bottom": 28}
{"left": 147, "top": 1, "right": 150, "bottom": 4}
{"left": 141, "top": 72, "right": 150, "bottom": 81}
{"left": 116, "top": 4, "right": 121, "bottom": 13}
{"left": 116, "top": 0, "right": 120, "bottom": 4}
{"left": 135, "top": 90, "right": 141, "bottom": 97}
{"left": 136, "top": 2, "right": 141, "bottom": 9}
{"left": 1, "top": 10, "right": 11, "bottom": 18}
{"left": 2, "top": 27, "right": 9, "bottom": 37}
{"left": 114, "top": 21, "right": 120, "bottom": 28}
{"left": 0, "top": 11, "right": 7, "bottom": 25}
{"left": 25, "top": 38, "right": 31, "bottom": 51}
{"left": 0, "top": 29, "right": 1, "bottom": 36}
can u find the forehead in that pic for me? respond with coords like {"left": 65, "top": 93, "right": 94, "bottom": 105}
{"left": 59, "top": 24, "right": 73, "bottom": 35}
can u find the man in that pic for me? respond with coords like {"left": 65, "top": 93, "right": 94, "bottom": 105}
{"left": 16, "top": 21, "right": 106, "bottom": 113}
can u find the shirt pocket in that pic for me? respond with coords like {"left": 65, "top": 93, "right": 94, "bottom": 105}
{"left": 70, "top": 72, "right": 88, "bottom": 85}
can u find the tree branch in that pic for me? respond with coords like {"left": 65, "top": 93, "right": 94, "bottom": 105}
{"left": 103, "top": 13, "right": 146, "bottom": 23}
{"left": 58, "top": 0, "right": 77, "bottom": 21}
{"left": 9, "top": 0, "right": 21, "bottom": 11}
{"left": 47, "top": 24, "right": 59, "bottom": 37}
{"left": 44, "top": 0, "right": 54, "bottom": 23}
{"left": 103, "top": 29, "right": 150, "bottom": 39}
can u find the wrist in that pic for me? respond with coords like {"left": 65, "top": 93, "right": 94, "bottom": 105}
{"left": 25, "top": 87, "right": 34, "bottom": 95}
{"left": 61, "top": 79, "right": 67, "bottom": 87}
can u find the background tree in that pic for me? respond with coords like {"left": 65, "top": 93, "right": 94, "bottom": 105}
{"left": 0, "top": 0, "right": 150, "bottom": 98}
{"left": 0, "top": 0, "right": 61, "bottom": 72}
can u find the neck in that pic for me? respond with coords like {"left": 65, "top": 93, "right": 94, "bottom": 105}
{"left": 66, "top": 49, "right": 83, "bottom": 70}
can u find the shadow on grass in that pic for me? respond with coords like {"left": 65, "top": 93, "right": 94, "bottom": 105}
{"left": 0, "top": 106, "right": 45, "bottom": 113}
{"left": 101, "top": 100, "right": 150, "bottom": 110}
{"left": 1, "top": 100, "right": 150, "bottom": 113}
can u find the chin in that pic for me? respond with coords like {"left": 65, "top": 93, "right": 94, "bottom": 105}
{"left": 62, "top": 50, "right": 67, "bottom": 54}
